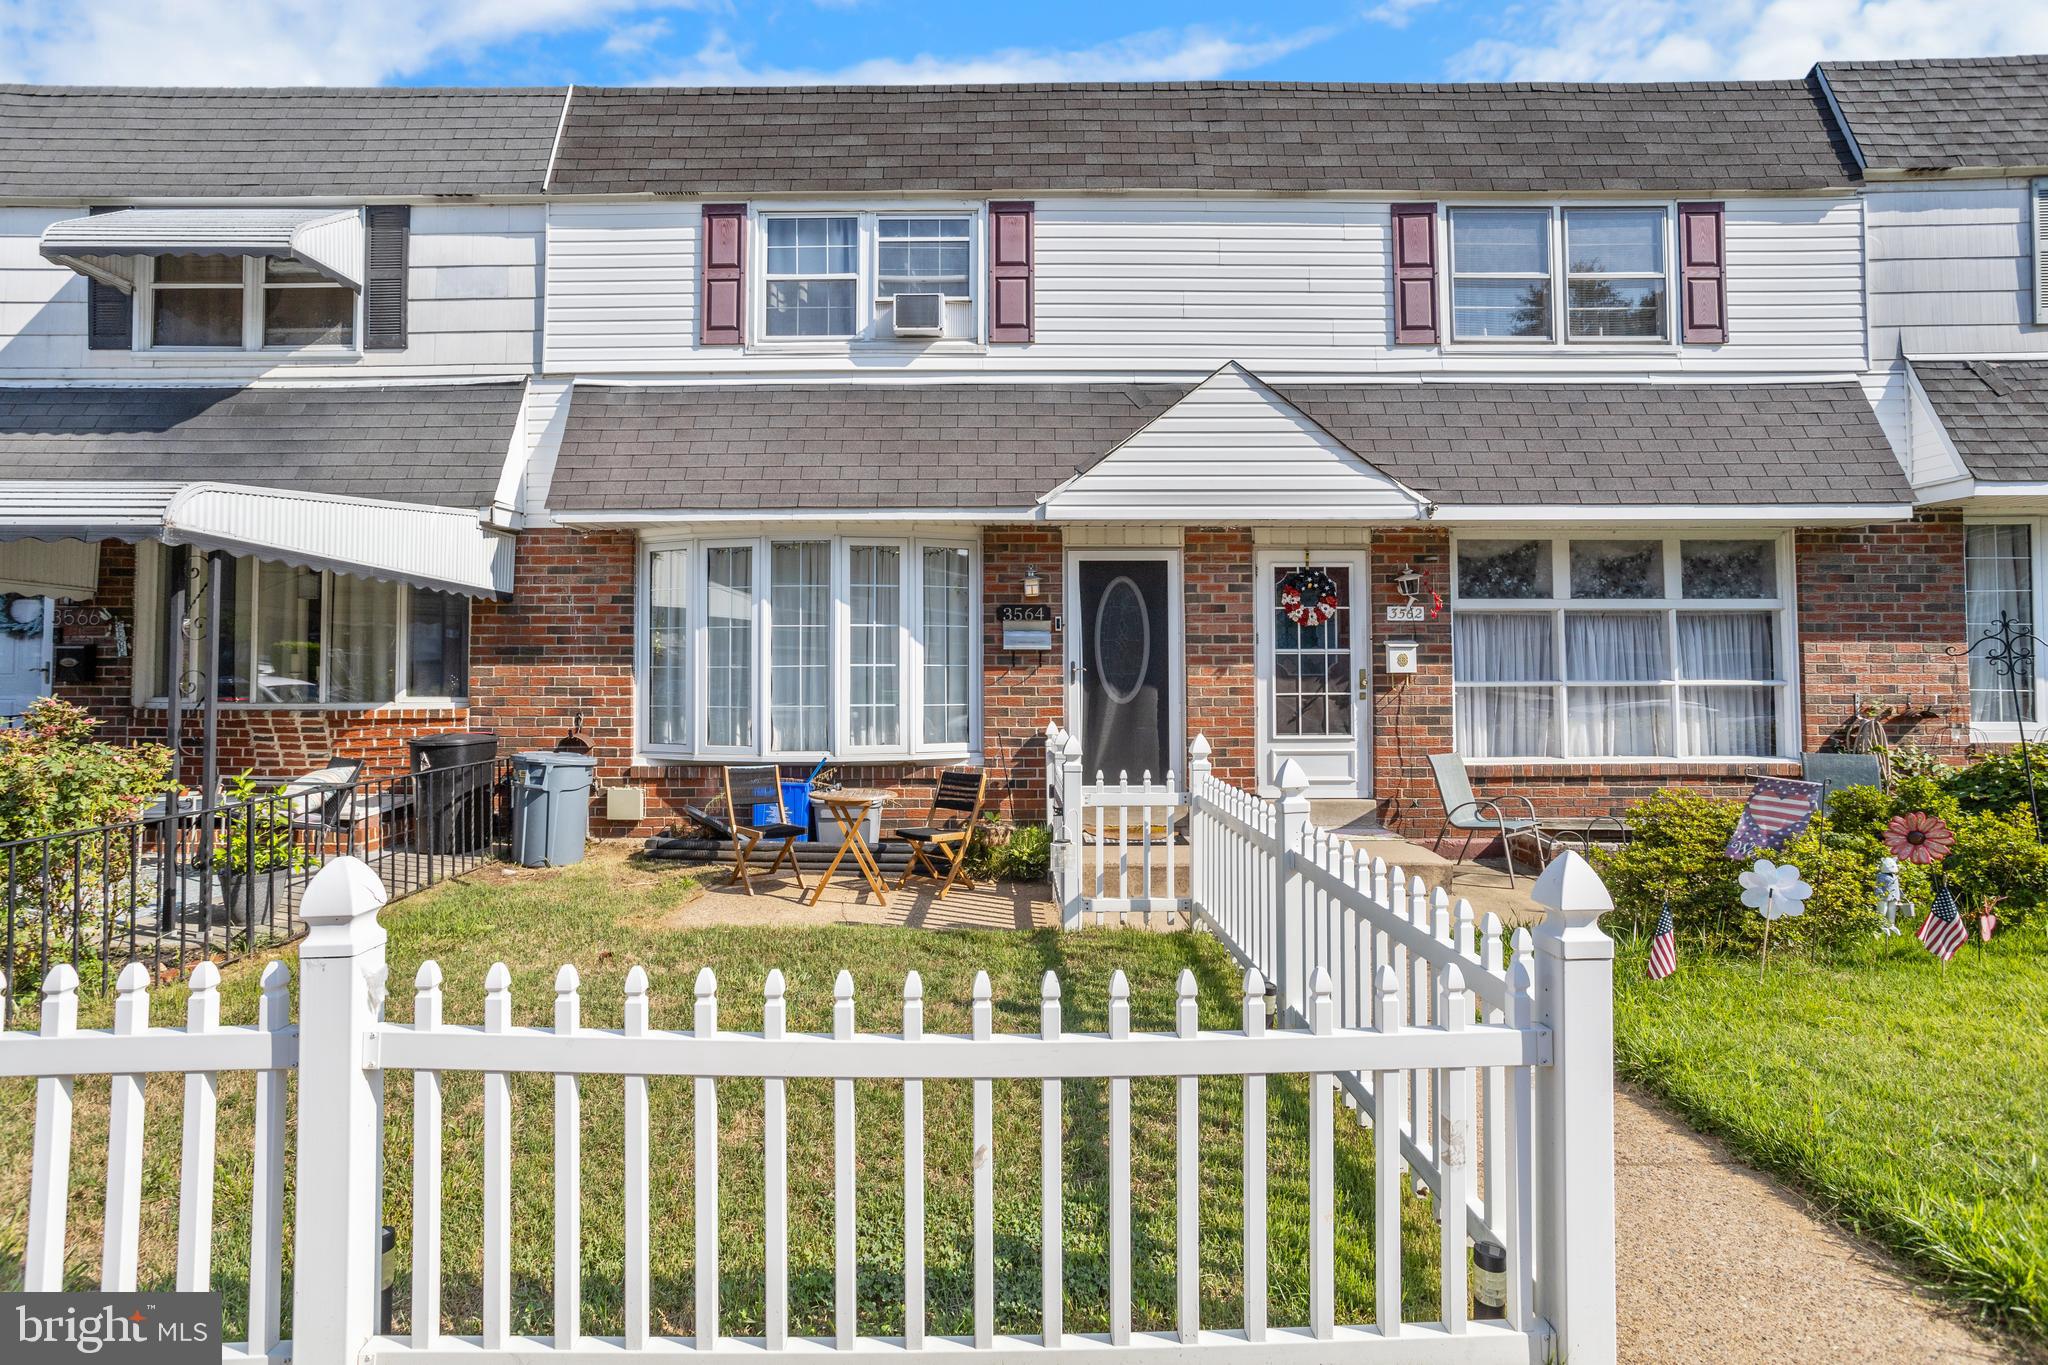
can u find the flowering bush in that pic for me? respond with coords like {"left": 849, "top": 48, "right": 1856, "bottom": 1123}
{"left": 0, "top": 696, "right": 172, "bottom": 843}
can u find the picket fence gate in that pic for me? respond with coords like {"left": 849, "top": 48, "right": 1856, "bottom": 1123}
{"left": 2, "top": 743, "right": 1616, "bottom": 1365}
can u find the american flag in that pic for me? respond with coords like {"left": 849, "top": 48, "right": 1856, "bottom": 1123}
{"left": 1918, "top": 881, "right": 1968, "bottom": 962}
{"left": 1726, "top": 777, "right": 1826, "bottom": 858}
{"left": 1647, "top": 900, "right": 1678, "bottom": 981}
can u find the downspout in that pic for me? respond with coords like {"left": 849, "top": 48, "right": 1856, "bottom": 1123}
{"left": 160, "top": 558, "right": 186, "bottom": 930}
{"left": 196, "top": 549, "right": 224, "bottom": 921}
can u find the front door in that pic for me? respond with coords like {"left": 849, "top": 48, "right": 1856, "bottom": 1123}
{"left": 0, "top": 594, "right": 53, "bottom": 721}
{"left": 1257, "top": 553, "right": 1370, "bottom": 797}
{"left": 1071, "top": 555, "right": 1177, "bottom": 784}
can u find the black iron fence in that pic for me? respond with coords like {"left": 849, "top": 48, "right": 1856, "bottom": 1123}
{"left": 2, "top": 756, "right": 512, "bottom": 1022}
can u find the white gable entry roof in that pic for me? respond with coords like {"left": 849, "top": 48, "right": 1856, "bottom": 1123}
{"left": 39, "top": 207, "right": 364, "bottom": 292}
{"left": 1039, "top": 363, "right": 1429, "bottom": 522}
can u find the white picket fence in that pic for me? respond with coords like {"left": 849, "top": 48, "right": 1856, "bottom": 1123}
{"left": 1046, "top": 723, "right": 1618, "bottom": 1360}
{"left": 1, "top": 753, "right": 1616, "bottom": 1365}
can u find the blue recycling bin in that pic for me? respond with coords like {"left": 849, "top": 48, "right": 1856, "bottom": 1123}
{"left": 754, "top": 779, "right": 812, "bottom": 841}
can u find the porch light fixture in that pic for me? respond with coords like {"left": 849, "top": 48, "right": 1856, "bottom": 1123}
{"left": 1023, "top": 566, "right": 1041, "bottom": 598}
{"left": 1394, "top": 565, "right": 1424, "bottom": 600}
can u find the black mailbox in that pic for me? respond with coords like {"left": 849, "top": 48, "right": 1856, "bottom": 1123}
{"left": 52, "top": 642, "right": 97, "bottom": 684}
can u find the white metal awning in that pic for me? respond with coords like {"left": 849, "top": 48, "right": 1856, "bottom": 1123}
{"left": 0, "top": 481, "right": 512, "bottom": 597}
{"left": 39, "top": 208, "right": 364, "bottom": 292}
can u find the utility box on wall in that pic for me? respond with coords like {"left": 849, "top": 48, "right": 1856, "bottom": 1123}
{"left": 606, "top": 786, "right": 647, "bottom": 822}
{"left": 1385, "top": 639, "right": 1419, "bottom": 675}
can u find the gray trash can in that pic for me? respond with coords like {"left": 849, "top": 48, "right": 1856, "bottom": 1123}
{"left": 510, "top": 751, "right": 599, "bottom": 867}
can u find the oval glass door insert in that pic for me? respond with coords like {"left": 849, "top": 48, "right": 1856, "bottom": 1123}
{"left": 1094, "top": 574, "right": 1151, "bottom": 704}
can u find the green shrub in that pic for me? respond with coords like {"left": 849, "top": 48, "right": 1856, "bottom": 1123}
{"left": 1946, "top": 743, "right": 2048, "bottom": 816}
{"left": 1943, "top": 807, "right": 2048, "bottom": 927}
{"left": 1596, "top": 788, "right": 1885, "bottom": 959}
{"left": 0, "top": 695, "right": 173, "bottom": 842}
{"left": 963, "top": 818, "right": 1053, "bottom": 883}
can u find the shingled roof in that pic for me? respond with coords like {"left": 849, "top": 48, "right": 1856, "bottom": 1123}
{"left": 548, "top": 78, "right": 1858, "bottom": 195}
{"left": 1819, "top": 56, "right": 2048, "bottom": 172}
{"left": 1911, "top": 359, "right": 2048, "bottom": 481}
{"left": 1271, "top": 381, "right": 1909, "bottom": 507}
{"left": 548, "top": 378, "right": 1909, "bottom": 514}
{"left": 0, "top": 86, "right": 566, "bottom": 198}
{"left": 0, "top": 382, "right": 524, "bottom": 508}
{"left": 548, "top": 383, "right": 1188, "bottom": 512}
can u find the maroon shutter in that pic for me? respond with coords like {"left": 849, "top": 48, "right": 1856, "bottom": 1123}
{"left": 1678, "top": 201, "right": 1727, "bottom": 344}
{"left": 700, "top": 203, "right": 747, "bottom": 347}
{"left": 1390, "top": 203, "right": 1438, "bottom": 346}
{"left": 988, "top": 201, "right": 1034, "bottom": 343}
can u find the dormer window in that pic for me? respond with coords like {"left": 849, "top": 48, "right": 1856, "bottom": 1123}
{"left": 148, "top": 253, "right": 244, "bottom": 347}
{"left": 1447, "top": 205, "right": 1673, "bottom": 345}
{"left": 753, "top": 208, "right": 980, "bottom": 344}
{"left": 138, "top": 255, "right": 358, "bottom": 350}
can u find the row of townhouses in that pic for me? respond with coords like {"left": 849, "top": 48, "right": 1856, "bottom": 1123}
{"left": 1, "top": 57, "right": 2045, "bottom": 835}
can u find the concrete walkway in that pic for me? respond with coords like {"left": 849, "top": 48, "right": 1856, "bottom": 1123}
{"left": 1616, "top": 1086, "right": 2024, "bottom": 1363}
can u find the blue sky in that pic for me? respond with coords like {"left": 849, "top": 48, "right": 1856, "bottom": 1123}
{"left": 2, "top": 1, "right": 2046, "bottom": 88}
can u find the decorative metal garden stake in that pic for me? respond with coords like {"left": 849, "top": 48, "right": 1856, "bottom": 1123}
{"left": 1951, "top": 609, "right": 2044, "bottom": 839}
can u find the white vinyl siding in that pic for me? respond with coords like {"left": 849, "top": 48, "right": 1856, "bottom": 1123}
{"left": 1867, "top": 181, "right": 2048, "bottom": 362}
{"left": 0, "top": 203, "right": 541, "bottom": 379}
{"left": 1043, "top": 364, "right": 1424, "bottom": 520}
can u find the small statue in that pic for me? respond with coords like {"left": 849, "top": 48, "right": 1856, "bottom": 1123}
{"left": 1874, "top": 855, "right": 1907, "bottom": 936}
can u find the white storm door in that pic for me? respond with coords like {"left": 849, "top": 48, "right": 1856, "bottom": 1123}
{"left": 1256, "top": 552, "right": 1370, "bottom": 797}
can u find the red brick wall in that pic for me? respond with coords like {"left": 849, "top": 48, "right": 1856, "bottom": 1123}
{"left": 1184, "top": 528, "right": 1258, "bottom": 786}
{"left": 980, "top": 525, "right": 1065, "bottom": 812}
{"left": 1797, "top": 512, "right": 1970, "bottom": 757}
{"left": 1371, "top": 527, "right": 1456, "bottom": 831}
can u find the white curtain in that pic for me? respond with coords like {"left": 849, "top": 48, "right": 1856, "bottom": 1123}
{"left": 326, "top": 576, "right": 397, "bottom": 704}
{"left": 1967, "top": 525, "right": 2034, "bottom": 723}
{"left": 922, "top": 547, "right": 971, "bottom": 746}
{"left": 848, "top": 545, "right": 901, "bottom": 747}
{"left": 705, "top": 546, "right": 753, "bottom": 748}
{"left": 1453, "top": 612, "right": 1557, "bottom": 756}
{"left": 1677, "top": 612, "right": 1774, "bottom": 680}
{"left": 769, "top": 542, "right": 831, "bottom": 752}
{"left": 646, "top": 550, "right": 689, "bottom": 746}
{"left": 1563, "top": 613, "right": 1667, "bottom": 755}
{"left": 1674, "top": 611, "right": 1776, "bottom": 756}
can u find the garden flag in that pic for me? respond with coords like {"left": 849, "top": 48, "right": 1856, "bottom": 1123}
{"left": 1919, "top": 881, "right": 1968, "bottom": 961}
{"left": 1725, "top": 777, "right": 1825, "bottom": 858}
{"left": 1647, "top": 900, "right": 1678, "bottom": 980}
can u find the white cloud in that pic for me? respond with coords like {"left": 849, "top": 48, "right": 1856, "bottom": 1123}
{"left": 651, "top": 22, "right": 1334, "bottom": 86}
{"left": 0, "top": 0, "right": 706, "bottom": 85}
{"left": 1450, "top": 0, "right": 2048, "bottom": 83}
{"left": 603, "top": 16, "right": 672, "bottom": 56}
{"left": 1364, "top": 0, "right": 1441, "bottom": 28}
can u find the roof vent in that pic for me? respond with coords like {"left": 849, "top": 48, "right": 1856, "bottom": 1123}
{"left": 891, "top": 292, "right": 945, "bottom": 337}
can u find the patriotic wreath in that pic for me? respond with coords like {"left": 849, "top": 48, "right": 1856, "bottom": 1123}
{"left": 1278, "top": 567, "right": 1342, "bottom": 628}
{"left": 1883, "top": 811, "right": 1955, "bottom": 865}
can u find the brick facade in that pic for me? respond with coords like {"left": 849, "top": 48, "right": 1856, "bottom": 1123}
{"left": 46, "top": 514, "right": 1983, "bottom": 849}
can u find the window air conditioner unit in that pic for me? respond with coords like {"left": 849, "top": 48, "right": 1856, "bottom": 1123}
{"left": 891, "top": 291, "right": 945, "bottom": 337}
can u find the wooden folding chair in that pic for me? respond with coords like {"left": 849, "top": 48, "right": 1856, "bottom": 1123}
{"left": 720, "top": 765, "right": 807, "bottom": 896}
{"left": 894, "top": 768, "right": 987, "bottom": 899}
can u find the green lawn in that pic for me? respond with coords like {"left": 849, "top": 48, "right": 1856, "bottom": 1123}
{"left": 2, "top": 850, "right": 1446, "bottom": 1342}
{"left": 1614, "top": 921, "right": 2048, "bottom": 1339}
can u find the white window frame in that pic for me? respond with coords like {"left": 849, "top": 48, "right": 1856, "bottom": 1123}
{"left": 636, "top": 531, "right": 980, "bottom": 762}
{"left": 1443, "top": 203, "right": 1677, "bottom": 348}
{"left": 874, "top": 214, "right": 974, "bottom": 301}
{"left": 1449, "top": 531, "right": 1798, "bottom": 763}
{"left": 759, "top": 213, "right": 863, "bottom": 341}
{"left": 134, "top": 253, "right": 362, "bottom": 354}
{"left": 1965, "top": 517, "right": 2048, "bottom": 741}
{"left": 131, "top": 544, "right": 469, "bottom": 710}
{"left": 749, "top": 202, "right": 986, "bottom": 347}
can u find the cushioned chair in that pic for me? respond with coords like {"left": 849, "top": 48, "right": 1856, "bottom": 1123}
{"left": 895, "top": 768, "right": 988, "bottom": 900}
{"left": 719, "top": 765, "right": 807, "bottom": 896}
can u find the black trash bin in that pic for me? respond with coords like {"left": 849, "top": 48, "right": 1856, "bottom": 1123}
{"left": 408, "top": 731, "right": 499, "bottom": 853}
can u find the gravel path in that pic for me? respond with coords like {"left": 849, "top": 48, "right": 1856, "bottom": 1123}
{"left": 1616, "top": 1085, "right": 2030, "bottom": 1363}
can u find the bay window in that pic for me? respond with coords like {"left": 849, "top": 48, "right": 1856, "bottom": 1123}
{"left": 143, "top": 546, "right": 468, "bottom": 706}
{"left": 1965, "top": 523, "right": 2038, "bottom": 725}
{"left": 642, "top": 536, "right": 977, "bottom": 758}
{"left": 1452, "top": 535, "right": 1789, "bottom": 760}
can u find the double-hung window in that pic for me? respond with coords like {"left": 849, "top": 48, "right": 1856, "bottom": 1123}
{"left": 641, "top": 536, "right": 976, "bottom": 758}
{"left": 143, "top": 253, "right": 358, "bottom": 350}
{"left": 1452, "top": 536, "right": 1789, "bottom": 760}
{"left": 142, "top": 546, "right": 467, "bottom": 707}
{"left": 1447, "top": 205, "right": 1672, "bottom": 344}
{"left": 764, "top": 216, "right": 859, "bottom": 337}
{"left": 877, "top": 217, "right": 971, "bottom": 298}
{"left": 1965, "top": 523, "right": 2040, "bottom": 726}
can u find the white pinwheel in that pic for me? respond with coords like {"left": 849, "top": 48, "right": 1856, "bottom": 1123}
{"left": 1739, "top": 858, "right": 1812, "bottom": 921}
